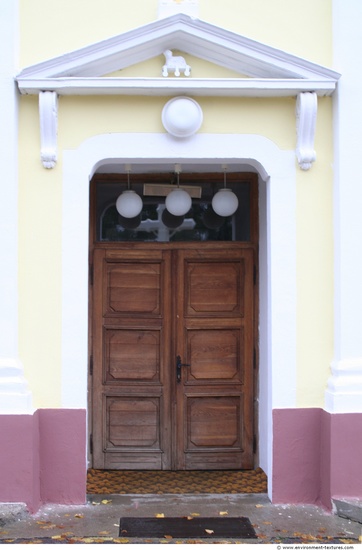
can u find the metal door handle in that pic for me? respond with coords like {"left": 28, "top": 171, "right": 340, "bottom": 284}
{"left": 176, "top": 355, "right": 190, "bottom": 383}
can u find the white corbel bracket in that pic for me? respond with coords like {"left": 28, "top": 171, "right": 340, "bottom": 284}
{"left": 39, "top": 91, "right": 58, "bottom": 169}
{"left": 296, "top": 91, "right": 317, "bottom": 170}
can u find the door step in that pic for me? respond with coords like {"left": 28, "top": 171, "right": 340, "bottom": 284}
{"left": 332, "top": 498, "right": 362, "bottom": 524}
{"left": 87, "top": 468, "right": 267, "bottom": 495}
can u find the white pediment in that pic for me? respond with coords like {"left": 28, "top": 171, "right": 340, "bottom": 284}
{"left": 16, "top": 13, "right": 340, "bottom": 97}
{"left": 16, "top": 14, "right": 340, "bottom": 171}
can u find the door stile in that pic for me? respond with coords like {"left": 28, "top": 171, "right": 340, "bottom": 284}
{"left": 92, "top": 248, "right": 106, "bottom": 467}
{"left": 174, "top": 249, "right": 187, "bottom": 470}
{"left": 160, "top": 249, "right": 173, "bottom": 470}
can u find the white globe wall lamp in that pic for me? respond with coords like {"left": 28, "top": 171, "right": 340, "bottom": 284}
{"left": 162, "top": 97, "right": 203, "bottom": 138}
{"left": 116, "top": 165, "right": 143, "bottom": 219}
{"left": 212, "top": 168, "right": 239, "bottom": 217}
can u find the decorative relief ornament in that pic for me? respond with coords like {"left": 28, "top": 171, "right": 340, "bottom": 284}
{"left": 39, "top": 91, "right": 58, "bottom": 169}
{"left": 162, "top": 49, "right": 191, "bottom": 77}
{"left": 296, "top": 91, "right": 317, "bottom": 170}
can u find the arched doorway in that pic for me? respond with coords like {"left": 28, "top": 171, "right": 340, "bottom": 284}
{"left": 61, "top": 132, "right": 297, "bottom": 500}
{"left": 89, "top": 171, "right": 259, "bottom": 471}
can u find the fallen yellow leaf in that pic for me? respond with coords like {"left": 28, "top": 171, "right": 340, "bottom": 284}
{"left": 164, "top": 534, "right": 173, "bottom": 539}
{"left": 205, "top": 529, "right": 214, "bottom": 534}
{"left": 51, "top": 535, "right": 62, "bottom": 540}
{"left": 219, "top": 511, "right": 228, "bottom": 516}
{"left": 74, "top": 513, "right": 84, "bottom": 519}
{"left": 101, "top": 499, "right": 112, "bottom": 504}
{"left": 156, "top": 513, "right": 165, "bottom": 518}
{"left": 255, "top": 504, "right": 264, "bottom": 508}
{"left": 98, "top": 530, "right": 110, "bottom": 535}
{"left": 191, "top": 512, "right": 200, "bottom": 516}
{"left": 113, "top": 538, "right": 130, "bottom": 543}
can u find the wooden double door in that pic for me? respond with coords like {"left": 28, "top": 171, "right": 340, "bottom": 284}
{"left": 91, "top": 243, "right": 255, "bottom": 470}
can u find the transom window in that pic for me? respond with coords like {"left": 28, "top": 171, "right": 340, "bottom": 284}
{"left": 92, "top": 173, "right": 258, "bottom": 243}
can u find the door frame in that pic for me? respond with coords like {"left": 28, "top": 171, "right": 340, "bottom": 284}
{"left": 88, "top": 172, "right": 259, "bottom": 470}
{"left": 60, "top": 131, "right": 298, "bottom": 500}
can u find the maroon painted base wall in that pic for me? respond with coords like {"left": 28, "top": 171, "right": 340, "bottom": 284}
{"left": 0, "top": 409, "right": 86, "bottom": 513}
{"left": 1, "top": 407, "right": 361, "bottom": 511}
{"left": 273, "top": 408, "right": 362, "bottom": 508}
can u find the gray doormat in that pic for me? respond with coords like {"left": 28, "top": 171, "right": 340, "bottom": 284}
{"left": 119, "top": 516, "right": 257, "bottom": 539}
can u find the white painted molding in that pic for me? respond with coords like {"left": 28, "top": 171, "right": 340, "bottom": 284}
{"left": 158, "top": 0, "right": 199, "bottom": 19}
{"left": 0, "top": 358, "right": 33, "bottom": 414}
{"left": 16, "top": 14, "right": 340, "bottom": 82}
{"left": 39, "top": 91, "right": 58, "bottom": 169}
{"left": 19, "top": 78, "right": 337, "bottom": 98}
{"left": 325, "top": 357, "right": 362, "bottom": 413}
{"left": 296, "top": 92, "right": 317, "bottom": 170}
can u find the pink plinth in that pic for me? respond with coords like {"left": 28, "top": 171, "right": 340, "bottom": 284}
{"left": 272, "top": 408, "right": 362, "bottom": 508}
{"left": 0, "top": 409, "right": 86, "bottom": 512}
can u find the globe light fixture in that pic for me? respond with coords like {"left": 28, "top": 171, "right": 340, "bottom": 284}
{"left": 165, "top": 188, "right": 192, "bottom": 216}
{"left": 165, "top": 165, "right": 192, "bottom": 217}
{"left": 115, "top": 167, "right": 143, "bottom": 219}
{"left": 162, "top": 97, "right": 203, "bottom": 138}
{"left": 211, "top": 168, "right": 238, "bottom": 217}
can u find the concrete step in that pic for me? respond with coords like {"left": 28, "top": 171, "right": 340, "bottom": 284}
{"left": 333, "top": 498, "right": 362, "bottom": 524}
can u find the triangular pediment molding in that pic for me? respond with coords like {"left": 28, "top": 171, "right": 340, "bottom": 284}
{"left": 16, "top": 14, "right": 340, "bottom": 171}
{"left": 17, "top": 13, "right": 339, "bottom": 96}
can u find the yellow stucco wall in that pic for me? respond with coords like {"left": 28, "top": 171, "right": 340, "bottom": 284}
{"left": 18, "top": 0, "right": 334, "bottom": 409}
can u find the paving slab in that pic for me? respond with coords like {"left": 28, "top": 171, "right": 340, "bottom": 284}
{"left": 333, "top": 498, "right": 362, "bottom": 524}
{"left": 0, "top": 494, "right": 361, "bottom": 544}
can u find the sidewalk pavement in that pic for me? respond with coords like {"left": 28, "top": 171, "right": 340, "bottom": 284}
{"left": 0, "top": 494, "right": 361, "bottom": 544}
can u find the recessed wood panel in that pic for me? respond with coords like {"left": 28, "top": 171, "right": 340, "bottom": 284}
{"left": 106, "top": 396, "right": 160, "bottom": 449}
{"left": 186, "top": 396, "right": 241, "bottom": 449}
{"left": 187, "top": 329, "right": 241, "bottom": 382}
{"left": 105, "top": 329, "right": 160, "bottom": 382}
{"left": 186, "top": 261, "right": 244, "bottom": 315}
{"left": 106, "top": 262, "right": 161, "bottom": 315}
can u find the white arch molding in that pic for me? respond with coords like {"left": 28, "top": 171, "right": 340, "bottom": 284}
{"left": 61, "top": 132, "right": 297, "bottom": 497}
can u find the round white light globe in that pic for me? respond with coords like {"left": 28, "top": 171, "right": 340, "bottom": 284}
{"left": 212, "top": 188, "right": 239, "bottom": 217}
{"left": 162, "top": 97, "right": 203, "bottom": 137}
{"left": 116, "top": 190, "right": 143, "bottom": 218}
{"left": 165, "top": 188, "right": 192, "bottom": 216}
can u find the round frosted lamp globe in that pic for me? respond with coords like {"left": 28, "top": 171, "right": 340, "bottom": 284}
{"left": 165, "top": 188, "right": 192, "bottom": 216}
{"left": 116, "top": 190, "right": 143, "bottom": 218}
{"left": 212, "top": 188, "right": 238, "bottom": 217}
